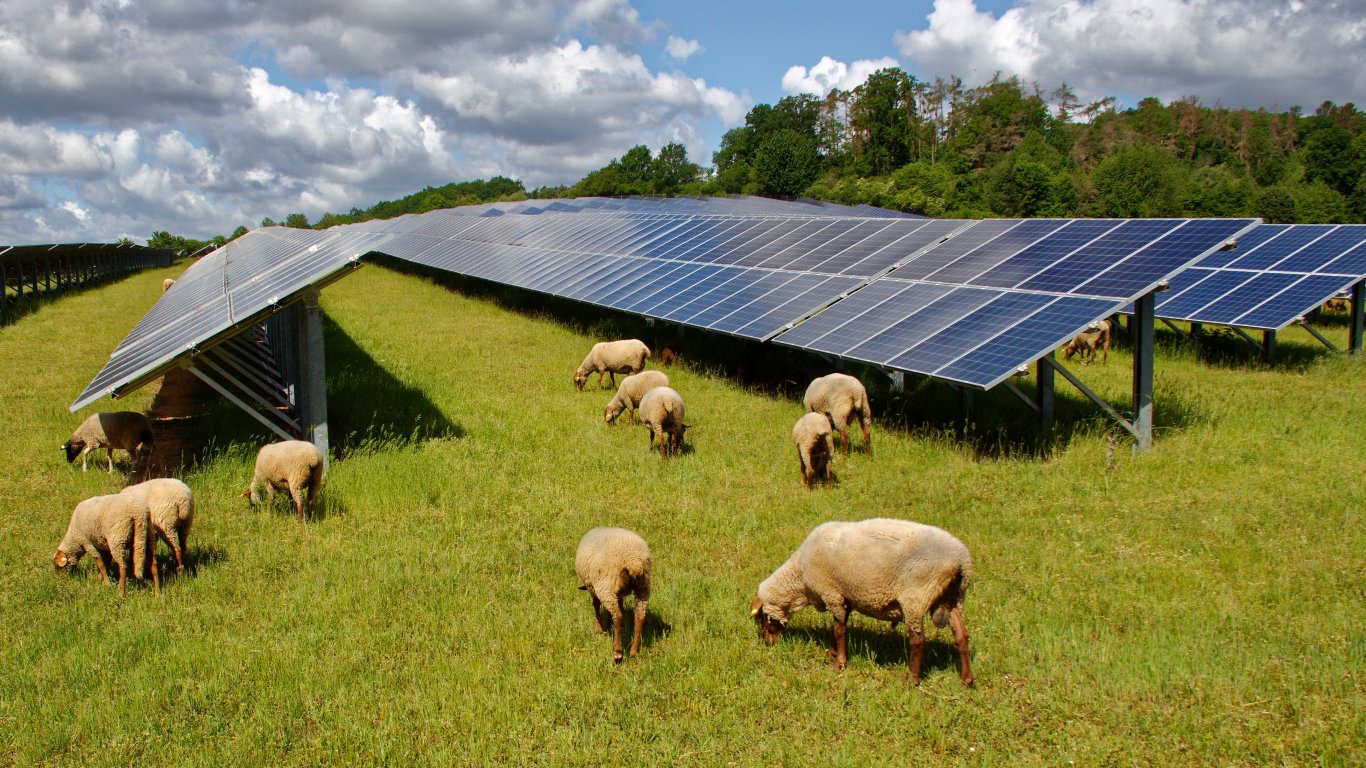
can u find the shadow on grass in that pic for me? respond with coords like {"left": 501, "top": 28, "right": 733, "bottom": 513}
{"left": 142, "top": 313, "right": 463, "bottom": 473}
{"left": 1155, "top": 325, "right": 1339, "bottom": 373}
{"left": 784, "top": 622, "right": 966, "bottom": 679}
{"left": 152, "top": 541, "right": 229, "bottom": 583}
{"left": 584, "top": 605, "right": 673, "bottom": 656}
{"left": 365, "top": 257, "right": 1221, "bottom": 461}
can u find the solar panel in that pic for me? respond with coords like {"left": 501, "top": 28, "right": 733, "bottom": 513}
{"left": 773, "top": 216, "right": 1259, "bottom": 388}
{"left": 1152, "top": 223, "right": 1366, "bottom": 330}
{"left": 72, "top": 227, "right": 387, "bottom": 410}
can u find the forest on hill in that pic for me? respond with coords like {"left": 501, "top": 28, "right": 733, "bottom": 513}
{"left": 155, "top": 69, "right": 1365, "bottom": 250}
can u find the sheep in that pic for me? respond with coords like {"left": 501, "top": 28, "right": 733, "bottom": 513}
{"left": 62, "top": 411, "right": 154, "bottom": 473}
{"left": 660, "top": 344, "right": 680, "bottom": 367}
{"left": 162, "top": 278, "right": 176, "bottom": 293}
{"left": 638, "top": 386, "right": 687, "bottom": 459}
{"left": 121, "top": 478, "right": 194, "bottom": 574}
{"left": 604, "top": 370, "right": 669, "bottom": 425}
{"left": 803, "top": 373, "right": 872, "bottom": 457}
{"left": 1063, "top": 319, "right": 1111, "bottom": 365}
{"left": 574, "top": 339, "right": 650, "bottom": 391}
{"left": 749, "top": 517, "right": 974, "bottom": 686}
{"left": 241, "top": 440, "right": 325, "bottom": 523}
{"left": 792, "top": 412, "right": 835, "bottom": 488}
{"left": 575, "top": 527, "right": 652, "bottom": 662}
{"left": 53, "top": 494, "right": 159, "bottom": 597}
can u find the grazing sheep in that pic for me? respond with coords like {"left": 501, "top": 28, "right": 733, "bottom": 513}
{"left": 241, "top": 440, "right": 325, "bottom": 523}
{"left": 638, "top": 386, "right": 687, "bottom": 459}
{"left": 62, "top": 412, "right": 154, "bottom": 473}
{"left": 803, "top": 373, "right": 872, "bottom": 457}
{"left": 121, "top": 478, "right": 194, "bottom": 574}
{"left": 604, "top": 370, "right": 669, "bottom": 425}
{"left": 575, "top": 527, "right": 652, "bottom": 662}
{"left": 53, "top": 494, "right": 159, "bottom": 597}
{"left": 750, "top": 518, "right": 974, "bottom": 686}
{"left": 660, "top": 344, "right": 680, "bottom": 367}
{"left": 574, "top": 339, "right": 650, "bottom": 391}
{"left": 792, "top": 412, "right": 835, "bottom": 488}
{"left": 162, "top": 278, "right": 176, "bottom": 293}
{"left": 1063, "top": 319, "right": 1111, "bottom": 365}
{"left": 1324, "top": 297, "right": 1349, "bottom": 313}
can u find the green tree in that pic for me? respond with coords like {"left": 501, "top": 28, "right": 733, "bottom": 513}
{"left": 260, "top": 217, "right": 277, "bottom": 228}
{"left": 849, "top": 68, "right": 917, "bottom": 174}
{"left": 754, "top": 130, "right": 821, "bottom": 198}
{"left": 1092, "top": 145, "right": 1184, "bottom": 216}
{"left": 617, "top": 145, "right": 655, "bottom": 193}
{"left": 230, "top": 226, "right": 250, "bottom": 240}
{"left": 284, "top": 213, "right": 310, "bottom": 229}
{"left": 653, "top": 142, "right": 700, "bottom": 194}
{"left": 1254, "top": 187, "right": 1296, "bottom": 223}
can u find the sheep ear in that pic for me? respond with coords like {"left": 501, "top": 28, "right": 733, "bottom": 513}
{"left": 749, "top": 596, "right": 763, "bottom": 617}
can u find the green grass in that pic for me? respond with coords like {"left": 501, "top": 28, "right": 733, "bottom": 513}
{"left": 1, "top": 262, "right": 1362, "bottom": 766}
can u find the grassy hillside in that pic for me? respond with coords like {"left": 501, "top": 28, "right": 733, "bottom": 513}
{"left": 0, "top": 262, "right": 1361, "bottom": 766}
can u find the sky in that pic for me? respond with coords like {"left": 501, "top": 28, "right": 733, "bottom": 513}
{"left": 1, "top": 0, "right": 1362, "bottom": 244}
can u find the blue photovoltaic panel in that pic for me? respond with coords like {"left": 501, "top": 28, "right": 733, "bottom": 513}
{"left": 1152, "top": 223, "right": 1366, "bottom": 330}
{"left": 844, "top": 287, "right": 1003, "bottom": 365}
{"left": 889, "top": 291, "right": 1056, "bottom": 374}
{"left": 969, "top": 219, "right": 1120, "bottom": 289}
{"left": 1019, "top": 219, "right": 1184, "bottom": 294}
{"left": 935, "top": 295, "right": 1118, "bottom": 386}
{"left": 925, "top": 219, "right": 1070, "bottom": 284}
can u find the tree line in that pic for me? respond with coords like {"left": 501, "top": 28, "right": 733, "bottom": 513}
{"left": 151, "top": 68, "right": 1365, "bottom": 249}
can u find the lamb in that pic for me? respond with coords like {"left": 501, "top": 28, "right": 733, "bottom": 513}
{"left": 750, "top": 517, "right": 974, "bottom": 686}
{"left": 792, "top": 412, "right": 836, "bottom": 488}
{"left": 638, "top": 386, "right": 687, "bottom": 459}
{"left": 62, "top": 411, "right": 154, "bottom": 473}
{"left": 575, "top": 527, "right": 652, "bottom": 662}
{"left": 660, "top": 344, "right": 680, "bottom": 367}
{"left": 1063, "top": 319, "right": 1111, "bottom": 365}
{"left": 162, "top": 278, "right": 176, "bottom": 293}
{"left": 803, "top": 373, "right": 872, "bottom": 457}
{"left": 241, "top": 440, "right": 325, "bottom": 523}
{"left": 53, "top": 494, "right": 159, "bottom": 597}
{"left": 121, "top": 478, "right": 194, "bottom": 574}
{"left": 574, "top": 339, "right": 650, "bottom": 391}
{"left": 604, "top": 370, "right": 669, "bottom": 425}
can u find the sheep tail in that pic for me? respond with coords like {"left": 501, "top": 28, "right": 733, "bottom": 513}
{"left": 132, "top": 512, "right": 149, "bottom": 581}
{"left": 930, "top": 562, "right": 971, "bottom": 629}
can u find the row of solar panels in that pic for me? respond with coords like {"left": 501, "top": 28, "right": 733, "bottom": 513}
{"left": 72, "top": 197, "right": 1366, "bottom": 413}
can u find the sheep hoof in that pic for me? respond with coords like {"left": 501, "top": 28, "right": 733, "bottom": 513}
{"left": 613, "top": 652, "right": 624, "bottom": 664}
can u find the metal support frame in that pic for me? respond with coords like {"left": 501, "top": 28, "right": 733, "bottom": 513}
{"left": 196, "top": 353, "right": 301, "bottom": 434}
{"left": 1131, "top": 292, "right": 1155, "bottom": 452}
{"left": 1297, "top": 320, "right": 1339, "bottom": 352}
{"left": 1190, "top": 322, "right": 1202, "bottom": 338}
{"left": 887, "top": 370, "right": 905, "bottom": 393}
{"left": 1042, "top": 356, "right": 1142, "bottom": 442}
{"left": 185, "top": 364, "right": 297, "bottom": 443}
{"left": 1351, "top": 280, "right": 1364, "bottom": 354}
{"left": 1036, "top": 352, "right": 1055, "bottom": 431}
{"left": 1001, "top": 379, "right": 1039, "bottom": 413}
{"left": 1160, "top": 318, "right": 1188, "bottom": 340}
{"left": 1262, "top": 330, "right": 1277, "bottom": 362}
{"left": 293, "top": 290, "right": 330, "bottom": 470}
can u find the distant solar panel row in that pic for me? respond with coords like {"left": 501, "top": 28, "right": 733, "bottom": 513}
{"left": 1150, "top": 223, "right": 1366, "bottom": 330}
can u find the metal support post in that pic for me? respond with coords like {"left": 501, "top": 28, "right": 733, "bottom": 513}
{"left": 1189, "top": 322, "right": 1202, "bottom": 338}
{"left": 888, "top": 370, "right": 904, "bottom": 393}
{"left": 1036, "top": 352, "right": 1055, "bottom": 431}
{"left": 1132, "top": 292, "right": 1155, "bottom": 453}
{"left": 1262, "top": 330, "right": 1277, "bottom": 362}
{"left": 1351, "top": 280, "right": 1364, "bottom": 354}
{"left": 294, "top": 290, "right": 330, "bottom": 471}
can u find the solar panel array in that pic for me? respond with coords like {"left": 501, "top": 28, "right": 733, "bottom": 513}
{"left": 72, "top": 227, "right": 389, "bottom": 410}
{"left": 1149, "top": 224, "right": 1366, "bottom": 330}
{"left": 774, "top": 217, "right": 1257, "bottom": 388}
{"left": 74, "top": 196, "right": 1263, "bottom": 411}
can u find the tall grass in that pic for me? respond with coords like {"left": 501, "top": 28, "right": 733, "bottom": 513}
{"left": 0, "top": 262, "right": 1361, "bottom": 766}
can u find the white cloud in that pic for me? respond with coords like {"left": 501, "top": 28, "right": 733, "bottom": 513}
{"left": 895, "top": 0, "right": 1366, "bottom": 108}
{"left": 58, "top": 201, "right": 90, "bottom": 223}
{"left": 665, "top": 35, "right": 701, "bottom": 61}
{"left": 782, "top": 55, "right": 901, "bottom": 96}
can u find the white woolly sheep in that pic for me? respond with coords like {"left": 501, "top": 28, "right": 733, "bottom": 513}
{"left": 1063, "top": 319, "right": 1111, "bottom": 365}
{"left": 803, "top": 373, "right": 872, "bottom": 457}
{"left": 604, "top": 370, "right": 669, "bottom": 425}
{"left": 574, "top": 339, "right": 650, "bottom": 391}
{"left": 62, "top": 411, "right": 154, "bottom": 473}
{"left": 792, "top": 412, "right": 835, "bottom": 488}
{"left": 638, "top": 386, "right": 687, "bottom": 459}
{"left": 575, "top": 527, "right": 652, "bottom": 662}
{"left": 53, "top": 493, "right": 159, "bottom": 597}
{"left": 121, "top": 478, "right": 194, "bottom": 574}
{"left": 241, "top": 440, "right": 325, "bottom": 523}
{"left": 162, "top": 278, "right": 176, "bottom": 293}
{"left": 750, "top": 517, "right": 974, "bottom": 686}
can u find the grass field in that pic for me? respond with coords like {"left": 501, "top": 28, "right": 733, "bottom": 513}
{"left": 1, "top": 260, "right": 1362, "bottom": 766}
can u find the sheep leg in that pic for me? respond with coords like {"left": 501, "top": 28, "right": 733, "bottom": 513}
{"left": 93, "top": 550, "right": 110, "bottom": 584}
{"left": 291, "top": 486, "right": 306, "bottom": 523}
{"left": 80, "top": 446, "right": 91, "bottom": 472}
{"left": 907, "top": 616, "right": 925, "bottom": 685}
{"left": 949, "top": 607, "right": 974, "bottom": 686}
{"left": 114, "top": 548, "right": 129, "bottom": 598}
{"left": 164, "top": 529, "right": 184, "bottom": 574}
{"left": 604, "top": 599, "right": 625, "bottom": 662}
{"left": 837, "top": 426, "right": 850, "bottom": 456}
{"left": 588, "top": 592, "right": 607, "bottom": 633}
{"left": 106, "top": 448, "right": 115, "bottom": 473}
{"left": 608, "top": 371, "right": 616, "bottom": 389}
{"left": 629, "top": 596, "right": 647, "bottom": 658}
{"left": 830, "top": 614, "right": 848, "bottom": 670}
{"left": 798, "top": 449, "right": 811, "bottom": 487}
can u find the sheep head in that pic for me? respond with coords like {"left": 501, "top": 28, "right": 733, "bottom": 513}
{"left": 53, "top": 549, "right": 77, "bottom": 571}
{"left": 62, "top": 439, "right": 85, "bottom": 463}
{"left": 750, "top": 596, "right": 785, "bottom": 645}
{"left": 573, "top": 371, "right": 587, "bottom": 391}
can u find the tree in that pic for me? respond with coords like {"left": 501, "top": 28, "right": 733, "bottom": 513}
{"left": 1092, "top": 145, "right": 1184, "bottom": 216}
{"left": 849, "top": 67, "right": 917, "bottom": 175}
{"left": 230, "top": 226, "right": 250, "bottom": 240}
{"left": 653, "top": 142, "right": 700, "bottom": 194}
{"left": 617, "top": 145, "right": 655, "bottom": 193}
{"left": 1254, "top": 187, "right": 1297, "bottom": 223}
{"left": 260, "top": 217, "right": 277, "bottom": 228}
{"left": 754, "top": 130, "right": 821, "bottom": 198}
{"left": 284, "top": 213, "right": 310, "bottom": 229}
